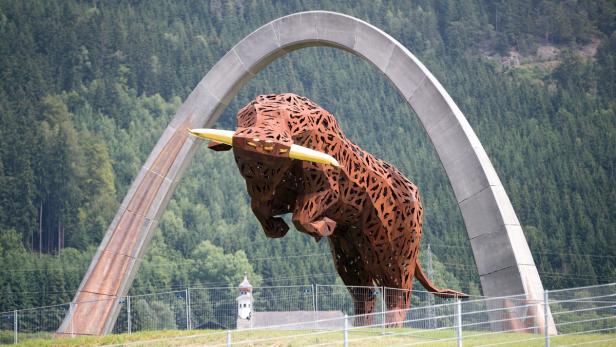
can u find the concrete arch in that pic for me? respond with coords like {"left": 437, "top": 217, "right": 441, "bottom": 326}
{"left": 59, "top": 11, "right": 553, "bottom": 335}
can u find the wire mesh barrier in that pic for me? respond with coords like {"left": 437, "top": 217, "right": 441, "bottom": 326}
{"left": 0, "top": 303, "right": 70, "bottom": 343}
{"left": 315, "top": 285, "right": 385, "bottom": 328}
{"left": 459, "top": 294, "right": 539, "bottom": 333}
{"left": 188, "top": 287, "right": 236, "bottom": 330}
{"left": 385, "top": 287, "right": 459, "bottom": 330}
{"left": 548, "top": 283, "right": 616, "bottom": 341}
{"left": 113, "top": 290, "right": 190, "bottom": 333}
{"left": 92, "top": 301, "right": 551, "bottom": 346}
{"left": 112, "top": 285, "right": 318, "bottom": 334}
{"left": 0, "top": 311, "right": 14, "bottom": 344}
{"left": 313, "top": 285, "right": 458, "bottom": 330}
{"left": 1, "top": 282, "right": 615, "bottom": 345}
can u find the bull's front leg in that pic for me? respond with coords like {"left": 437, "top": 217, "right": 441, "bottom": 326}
{"left": 292, "top": 190, "right": 337, "bottom": 239}
{"left": 251, "top": 199, "right": 289, "bottom": 238}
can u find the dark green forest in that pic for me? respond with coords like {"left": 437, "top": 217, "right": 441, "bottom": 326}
{"left": 1, "top": 0, "right": 615, "bottom": 312}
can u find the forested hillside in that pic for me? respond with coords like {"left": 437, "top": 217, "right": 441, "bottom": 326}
{"left": 1, "top": 0, "right": 615, "bottom": 311}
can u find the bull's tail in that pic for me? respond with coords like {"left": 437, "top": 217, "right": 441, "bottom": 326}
{"left": 415, "top": 261, "right": 469, "bottom": 298}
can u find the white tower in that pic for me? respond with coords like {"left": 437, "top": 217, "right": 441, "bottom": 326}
{"left": 236, "top": 274, "right": 253, "bottom": 320}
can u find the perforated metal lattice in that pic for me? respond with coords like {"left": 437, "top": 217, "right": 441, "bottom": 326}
{"left": 211, "top": 93, "right": 465, "bottom": 326}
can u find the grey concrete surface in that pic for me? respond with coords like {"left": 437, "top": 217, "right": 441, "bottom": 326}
{"left": 59, "top": 11, "right": 555, "bottom": 335}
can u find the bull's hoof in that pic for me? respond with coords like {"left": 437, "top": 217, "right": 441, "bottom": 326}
{"left": 310, "top": 217, "right": 336, "bottom": 237}
{"left": 263, "top": 217, "right": 289, "bottom": 238}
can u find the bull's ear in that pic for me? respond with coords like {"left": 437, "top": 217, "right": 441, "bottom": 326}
{"left": 208, "top": 141, "right": 233, "bottom": 151}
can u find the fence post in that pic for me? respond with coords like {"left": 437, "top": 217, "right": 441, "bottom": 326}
{"left": 456, "top": 298, "right": 462, "bottom": 347}
{"left": 312, "top": 284, "right": 317, "bottom": 330}
{"left": 127, "top": 296, "right": 132, "bottom": 334}
{"left": 226, "top": 329, "right": 231, "bottom": 347}
{"left": 544, "top": 289, "right": 549, "bottom": 347}
{"left": 381, "top": 286, "right": 386, "bottom": 333}
{"left": 69, "top": 302, "right": 75, "bottom": 337}
{"left": 315, "top": 284, "right": 319, "bottom": 329}
{"left": 13, "top": 310, "right": 17, "bottom": 344}
{"left": 343, "top": 314, "right": 349, "bottom": 347}
{"left": 185, "top": 288, "right": 191, "bottom": 330}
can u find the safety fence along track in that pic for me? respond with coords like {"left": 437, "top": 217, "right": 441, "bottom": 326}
{"left": 1, "top": 282, "right": 615, "bottom": 345}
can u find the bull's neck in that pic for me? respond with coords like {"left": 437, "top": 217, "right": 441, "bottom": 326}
{"left": 305, "top": 129, "right": 377, "bottom": 182}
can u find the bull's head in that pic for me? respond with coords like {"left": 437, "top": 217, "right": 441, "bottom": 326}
{"left": 188, "top": 128, "right": 339, "bottom": 167}
{"left": 188, "top": 128, "right": 339, "bottom": 201}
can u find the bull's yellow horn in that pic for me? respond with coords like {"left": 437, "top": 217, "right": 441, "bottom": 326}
{"left": 188, "top": 128, "right": 338, "bottom": 167}
{"left": 289, "top": 144, "right": 340, "bottom": 168}
{"left": 188, "top": 128, "right": 234, "bottom": 145}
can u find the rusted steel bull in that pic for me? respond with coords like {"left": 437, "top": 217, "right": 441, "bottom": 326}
{"left": 190, "top": 93, "right": 467, "bottom": 325}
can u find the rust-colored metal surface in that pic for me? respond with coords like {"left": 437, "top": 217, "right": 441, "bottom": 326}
{"left": 56, "top": 125, "right": 191, "bottom": 336}
{"left": 210, "top": 93, "right": 467, "bottom": 326}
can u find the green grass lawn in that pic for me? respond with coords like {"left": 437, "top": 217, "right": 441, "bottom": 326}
{"left": 4, "top": 328, "right": 616, "bottom": 346}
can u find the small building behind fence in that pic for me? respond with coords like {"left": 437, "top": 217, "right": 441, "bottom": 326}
{"left": 235, "top": 276, "right": 344, "bottom": 330}
{"left": 236, "top": 275, "right": 254, "bottom": 321}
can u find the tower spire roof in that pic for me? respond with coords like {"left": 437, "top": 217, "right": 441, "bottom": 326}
{"left": 239, "top": 273, "right": 252, "bottom": 289}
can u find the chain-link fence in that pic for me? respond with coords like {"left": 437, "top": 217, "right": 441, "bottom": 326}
{"left": 2, "top": 282, "right": 615, "bottom": 345}
{"left": 1, "top": 303, "right": 69, "bottom": 344}
{"left": 94, "top": 283, "right": 614, "bottom": 346}
{"left": 112, "top": 290, "right": 190, "bottom": 334}
{"left": 548, "top": 283, "right": 616, "bottom": 337}
{"left": 111, "top": 285, "right": 318, "bottom": 334}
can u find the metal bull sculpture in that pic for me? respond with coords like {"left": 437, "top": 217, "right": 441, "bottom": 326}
{"left": 190, "top": 93, "right": 467, "bottom": 325}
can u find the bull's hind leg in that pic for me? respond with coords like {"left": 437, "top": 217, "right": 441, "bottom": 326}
{"left": 382, "top": 246, "right": 417, "bottom": 327}
{"left": 384, "top": 282, "right": 412, "bottom": 327}
{"left": 371, "top": 221, "right": 418, "bottom": 328}
{"left": 328, "top": 233, "right": 377, "bottom": 327}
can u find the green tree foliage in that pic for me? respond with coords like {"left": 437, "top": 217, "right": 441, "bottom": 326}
{"left": 0, "top": 0, "right": 614, "bottom": 311}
